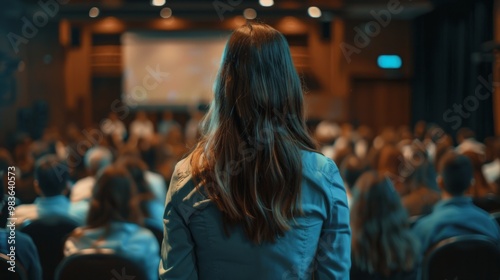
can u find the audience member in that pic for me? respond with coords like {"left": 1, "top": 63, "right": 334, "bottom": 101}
{"left": 70, "top": 146, "right": 113, "bottom": 202}
{"left": 116, "top": 156, "right": 164, "bottom": 230}
{"left": 0, "top": 174, "right": 42, "bottom": 280}
{"left": 14, "top": 155, "right": 82, "bottom": 227}
{"left": 185, "top": 104, "right": 206, "bottom": 148}
{"left": 129, "top": 111, "right": 154, "bottom": 142}
{"left": 64, "top": 165, "right": 159, "bottom": 280}
{"left": 456, "top": 128, "right": 485, "bottom": 155}
{"left": 340, "top": 155, "right": 366, "bottom": 206}
{"left": 160, "top": 23, "right": 350, "bottom": 279}
{"left": 401, "top": 161, "right": 441, "bottom": 217}
{"left": 483, "top": 137, "right": 500, "bottom": 185}
{"left": 412, "top": 151, "right": 500, "bottom": 254}
{"left": 157, "top": 111, "right": 181, "bottom": 136}
{"left": 400, "top": 144, "right": 441, "bottom": 216}
{"left": 101, "top": 112, "right": 127, "bottom": 141}
{"left": 377, "top": 145, "right": 406, "bottom": 194}
{"left": 350, "top": 171, "right": 420, "bottom": 280}
{"left": 462, "top": 150, "right": 495, "bottom": 197}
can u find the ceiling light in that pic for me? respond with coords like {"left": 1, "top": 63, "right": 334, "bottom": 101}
{"left": 259, "top": 0, "right": 274, "bottom": 7}
{"left": 243, "top": 8, "right": 257, "bottom": 20}
{"left": 308, "top": 6, "right": 322, "bottom": 18}
{"left": 89, "top": 7, "right": 99, "bottom": 18}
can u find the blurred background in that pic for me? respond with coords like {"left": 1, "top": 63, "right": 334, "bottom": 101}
{"left": 1, "top": 1, "right": 500, "bottom": 280}
{"left": 0, "top": 0, "right": 497, "bottom": 142}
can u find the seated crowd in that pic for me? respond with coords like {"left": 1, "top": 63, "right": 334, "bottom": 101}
{"left": 1, "top": 112, "right": 500, "bottom": 280}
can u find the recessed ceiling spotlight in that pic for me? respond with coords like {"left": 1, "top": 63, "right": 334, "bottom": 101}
{"left": 308, "top": 6, "right": 322, "bottom": 18}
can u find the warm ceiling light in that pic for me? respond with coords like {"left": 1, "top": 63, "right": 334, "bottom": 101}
{"left": 243, "top": 8, "right": 257, "bottom": 20}
{"left": 151, "top": 0, "right": 166, "bottom": 7}
{"left": 259, "top": 0, "right": 274, "bottom": 7}
{"left": 89, "top": 7, "right": 100, "bottom": 18}
{"left": 308, "top": 6, "right": 322, "bottom": 18}
{"left": 160, "top": 7, "right": 172, "bottom": 18}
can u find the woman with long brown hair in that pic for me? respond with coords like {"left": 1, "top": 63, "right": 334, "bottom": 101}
{"left": 350, "top": 171, "right": 420, "bottom": 279}
{"left": 64, "top": 165, "right": 159, "bottom": 280}
{"left": 160, "top": 22, "right": 351, "bottom": 279}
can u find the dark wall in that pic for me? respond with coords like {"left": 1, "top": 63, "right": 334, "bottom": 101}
{"left": 412, "top": 0, "right": 494, "bottom": 140}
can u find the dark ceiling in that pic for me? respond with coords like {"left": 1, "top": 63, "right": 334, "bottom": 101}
{"left": 2, "top": 0, "right": 434, "bottom": 21}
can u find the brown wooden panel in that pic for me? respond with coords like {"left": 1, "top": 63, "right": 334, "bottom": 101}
{"left": 349, "top": 78, "right": 410, "bottom": 132}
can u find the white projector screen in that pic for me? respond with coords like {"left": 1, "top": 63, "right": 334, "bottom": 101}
{"left": 122, "top": 31, "right": 230, "bottom": 108}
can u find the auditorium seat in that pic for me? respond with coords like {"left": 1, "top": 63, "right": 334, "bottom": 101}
{"left": 473, "top": 194, "right": 500, "bottom": 213}
{"left": 0, "top": 253, "right": 28, "bottom": 280}
{"left": 422, "top": 235, "right": 500, "bottom": 280}
{"left": 19, "top": 215, "right": 79, "bottom": 280}
{"left": 55, "top": 252, "right": 149, "bottom": 280}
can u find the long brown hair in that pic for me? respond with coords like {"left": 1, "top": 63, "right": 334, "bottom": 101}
{"left": 351, "top": 171, "right": 419, "bottom": 275}
{"left": 116, "top": 156, "right": 155, "bottom": 218}
{"left": 190, "top": 22, "right": 316, "bottom": 244}
{"left": 86, "top": 165, "right": 142, "bottom": 229}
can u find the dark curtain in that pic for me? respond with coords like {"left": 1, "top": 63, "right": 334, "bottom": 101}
{"left": 412, "top": 0, "right": 494, "bottom": 141}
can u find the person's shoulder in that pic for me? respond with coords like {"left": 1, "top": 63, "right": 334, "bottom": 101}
{"left": 73, "top": 176, "right": 95, "bottom": 187}
{"left": 171, "top": 156, "right": 193, "bottom": 187}
{"left": 14, "top": 203, "right": 37, "bottom": 215}
{"left": 14, "top": 203, "right": 37, "bottom": 226}
{"left": 167, "top": 156, "right": 195, "bottom": 202}
{"left": 301, "top": 150, "right": 340, "bottom": 179}
{"left": 14, "top": 230, "right": 35, "bottom": 245}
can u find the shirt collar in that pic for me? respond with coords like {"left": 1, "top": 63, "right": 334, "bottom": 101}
{"left": 434, "top": 196, "right": 472, "bottom": 210}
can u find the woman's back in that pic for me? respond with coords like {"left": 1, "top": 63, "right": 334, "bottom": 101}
{"left": 161, "top": 150, "right": 350, "bottom": 280}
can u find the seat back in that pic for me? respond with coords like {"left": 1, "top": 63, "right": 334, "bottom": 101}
{"left": 55, "top": 252, "right": 149, "bottom": 280}
{"left": 0, "top": 253, "right": 28, "bottom": 280}
{"left": 19, "top": 215, "right": 79, "bottom": 280}
{"left": 473, "top": 194, "right": 500, "bottom": 213}
{"left": 422, "top": 235, "right": 500, "bottom": 280}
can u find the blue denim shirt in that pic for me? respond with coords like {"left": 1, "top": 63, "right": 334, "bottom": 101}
{"left": 412, "top": 196, "right": 500, "bottom": 253}
{"left": 160, "top": 150, "right": 351, "bottom": 280}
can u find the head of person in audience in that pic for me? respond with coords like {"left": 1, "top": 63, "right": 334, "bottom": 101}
{"left": 84, "top": 146, "right": 113, "bottom": 177}
{"left": 161, "top": 111, "right": 174, "bottom": 121}
{"left": 351, "top": 171, "right": 419, "bottom": 275}
{"left": 437, "top": 151, "right": 474, "bottom": 198}
{"left": 135, "top": 111, "right": 148, "bottom": 122}
{"left": 86, "top": 165, "right": 141, "bottom": 229}
{"left": 190, "top": 22, "right": 317, "bottom": 244}
{"left": 403, "top": 142, "right": 438, "bottom": 191}
{"left": 340, "top": 154, "right": 366, "bottom": 191}
{"left": 414, "top": 120, "right": 427, "bottom": 141}
{"left": 397, "top": 125, "right": 413, "bottom": 143}
{"left": 456, "top": 127, "right": 476, "bottom": 144}
{"left": 108, "top": 111, "right": 119, "bottom": 122}
{"left": 116, "top": 156, "right": 155, "bottom": 218}
{"left": 34, "top": 155, "right": 70, "bottom": 197}
{"left": 377, "top": 145, "right": 406, "bottom": 194}
{"left": 461, "top": 150, "right": 492, "bottom": 197}
{"left": 491, "top": 137, "right": 500, "bottom": 162}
